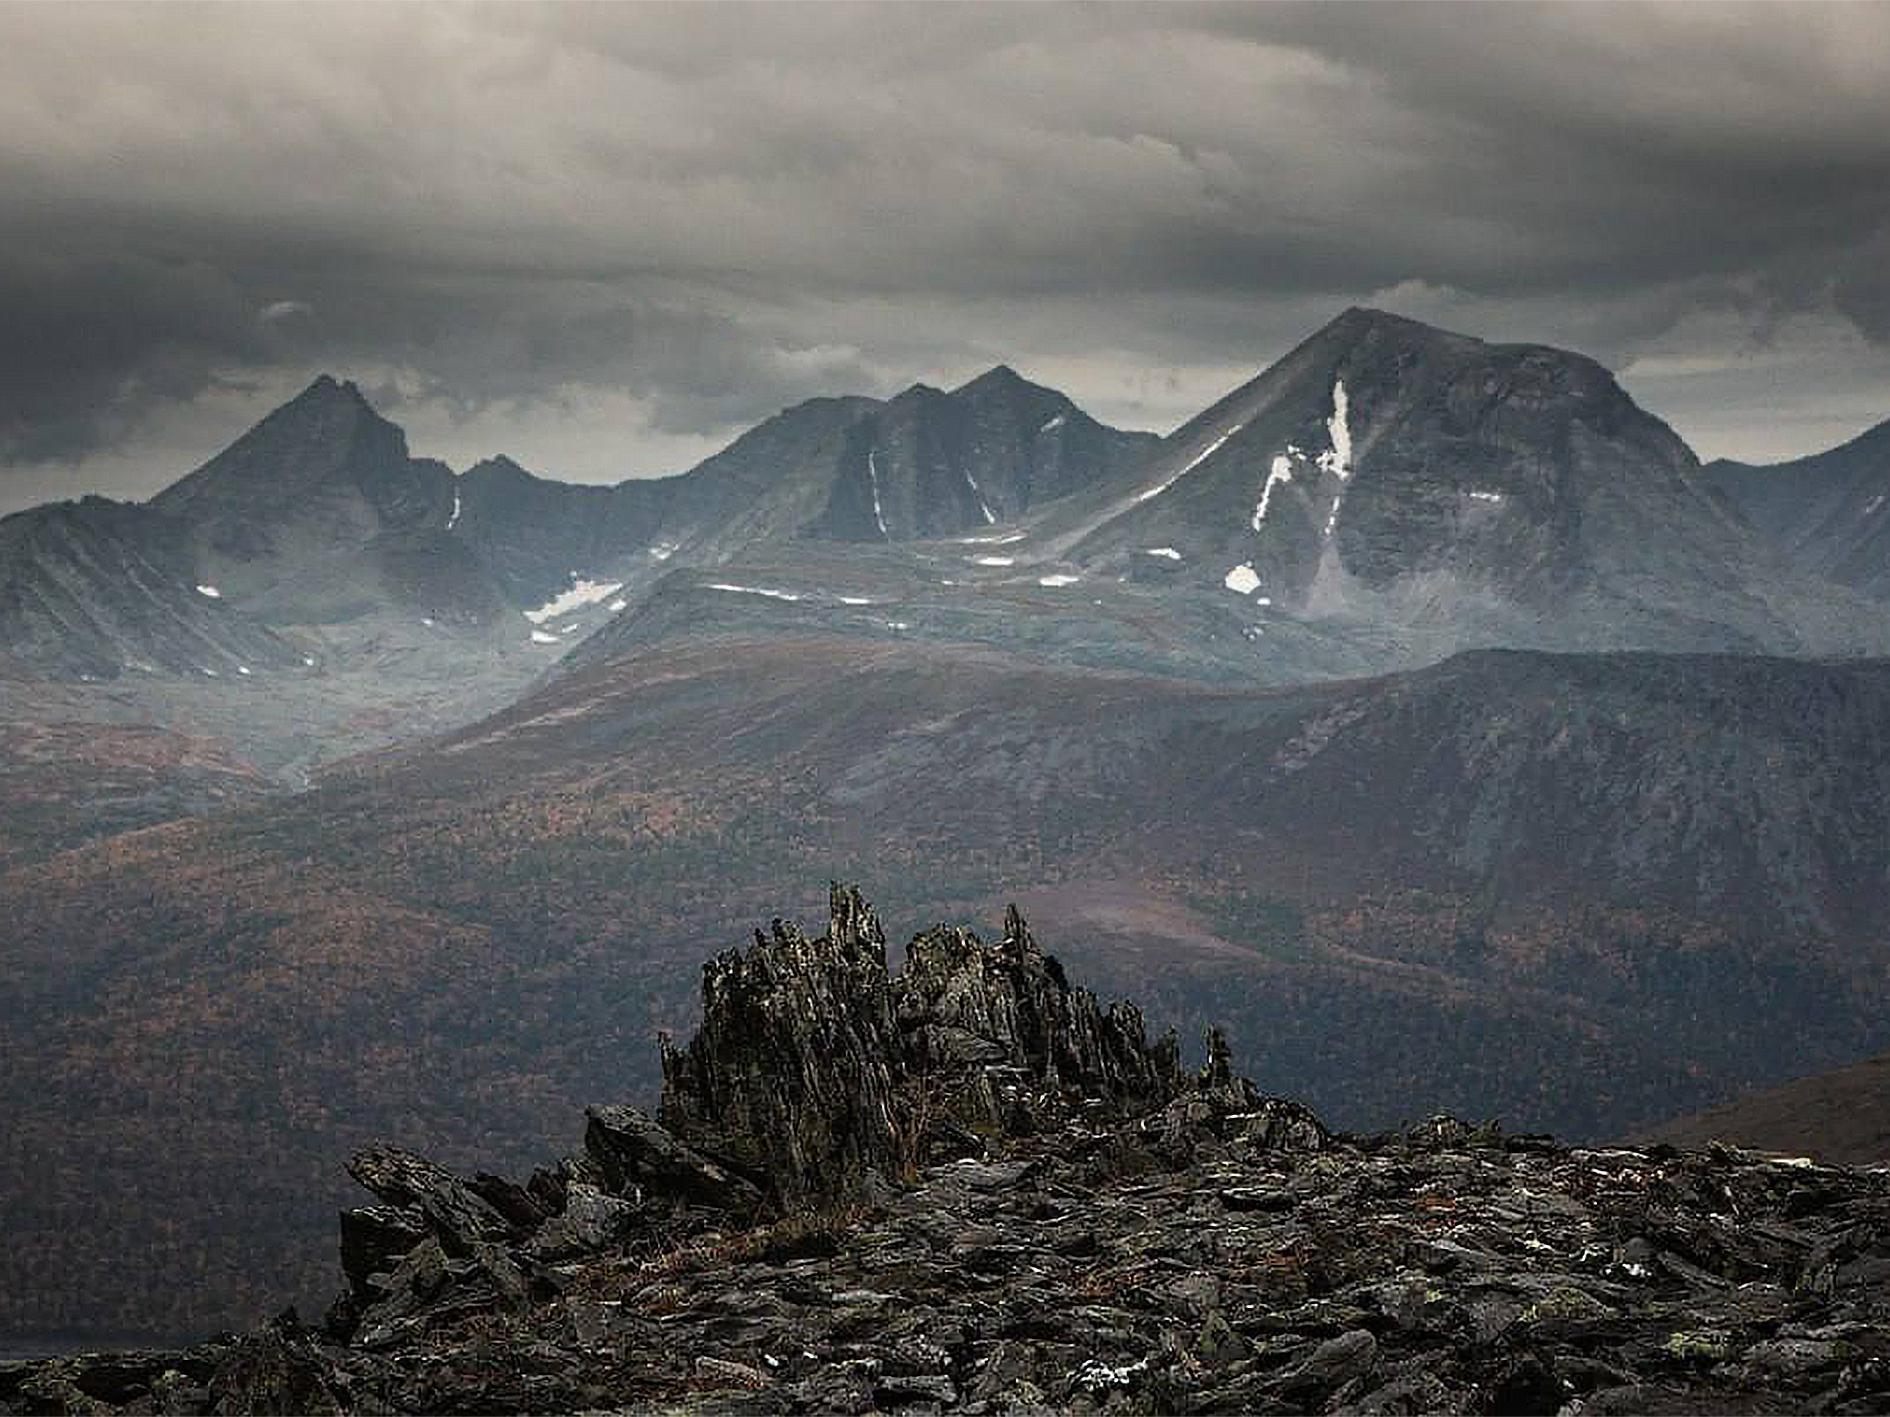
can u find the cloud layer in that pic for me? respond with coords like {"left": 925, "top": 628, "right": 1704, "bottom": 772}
{"left": 2, "top": 1, "right": 1887, "bottom": 505}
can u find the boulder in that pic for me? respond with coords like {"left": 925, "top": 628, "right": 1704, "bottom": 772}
{"left": 582, "top": 1105, "right": 763, "bottom": 1212}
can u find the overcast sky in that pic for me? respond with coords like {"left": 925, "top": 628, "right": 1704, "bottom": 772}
{"left": 3, "top": 1, "right": 1888, "bottom": 513}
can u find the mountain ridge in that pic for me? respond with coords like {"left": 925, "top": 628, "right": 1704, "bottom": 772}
{"left": 1708, "top": 414, "right": 1890, "bottom": 598}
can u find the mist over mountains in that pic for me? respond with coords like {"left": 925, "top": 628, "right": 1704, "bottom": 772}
{"left": 5, "top": 305, "right": 1890, "bottom": 1342}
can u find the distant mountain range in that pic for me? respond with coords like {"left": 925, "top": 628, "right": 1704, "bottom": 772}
{"left": 5, "top": 307, "right": 1890, "bottom": 1341}
{"left": 3, "top": 307, "right": 1887, "bottom": 803}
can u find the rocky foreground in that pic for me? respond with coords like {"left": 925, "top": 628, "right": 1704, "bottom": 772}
{"left": 7, "top": 887, "right": 1890, "bottom": 1415}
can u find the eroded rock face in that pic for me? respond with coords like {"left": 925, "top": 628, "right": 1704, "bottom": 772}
{"left": 11, "top": 886, "right": 1890, "bottom": 1416}
{"left": 657, "top": 886, "right": 1188, "bottom": 1202}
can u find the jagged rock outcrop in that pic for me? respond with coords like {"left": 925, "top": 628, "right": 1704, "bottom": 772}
{"left": 657, "top": 885, "right": 1187, "bottom": 1202}
{"left": 9, "top": 886, "right": 1890, "bottom": 1416}
{"left": 309, "top": 888, "right": 1208, "bottom": 1354}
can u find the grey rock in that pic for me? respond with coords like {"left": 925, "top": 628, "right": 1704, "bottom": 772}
{"left": 583, "top": 1104, "right": 763, "bottom": 1211}
{"left": 18, "top": 885, "right": 1890, "bottom": 1417}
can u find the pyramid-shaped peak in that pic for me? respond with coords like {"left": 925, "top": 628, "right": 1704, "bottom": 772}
{"left": 287, "top": 373, "right": 376, "bottom": 414}
{"left": 960, "top": 362, "right": 1025, "bottom": 389}
{"left": 149, "top": 373, "right": 408, "bottom": 515}
{"left": 1314, "top": 306, "right": 1487, "bottom": 351}
{"left": 953, "top": 363, "right": 1064, "bottom": 402}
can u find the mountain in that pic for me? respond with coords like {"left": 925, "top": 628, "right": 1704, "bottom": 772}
{"left": 1023, "top": 308, "right": 1880, "bottom": 656}
{"left": 3, "top": 315, "right": 1885, "bottom": 805}
{"left": 0, "top": 495, "right": 301, "bottom": 680}
{"left": 1707, "top": 415, "right": 1890, "bottom": 597}
{"left": 11, "top": 892, "right": 1890, "bottom": 1416}
{"left": 8, "top": 631, "right": 1890, "bottom": 1339}
{"left": 1638, "top": 1052, "right": 1890, "bottom": 1165}
{"left": 449, "top": 455, "right": 672, "bottom": 610}
{"left": 804, "top": 367, "right": 1158, "bottom": 542}
{"left": 0, "top": 368, "right": 1161, "bottom": 848}
{"left": 150, "top": 376, "right": 508, "bottom": 629}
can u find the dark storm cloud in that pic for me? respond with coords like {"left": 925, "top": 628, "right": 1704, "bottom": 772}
{"left": 0, "top": 0, "right": 1886, "bottom": 496}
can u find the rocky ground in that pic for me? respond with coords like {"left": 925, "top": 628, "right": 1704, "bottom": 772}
{"left": 7, "top": 887, "right": 1890, "bottom": 1415}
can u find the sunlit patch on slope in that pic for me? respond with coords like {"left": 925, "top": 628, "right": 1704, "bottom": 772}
{"left": 526, "top": 578, "right": 625, "bottom": 624}
{"left": 1135, "top": 422, "right": 1246, "bottom": 505}
{"left": 707, "top": 583, "right": 802, "bottom": 602}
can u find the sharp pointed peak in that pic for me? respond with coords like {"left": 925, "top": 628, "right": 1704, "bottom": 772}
{"left": 965, "top": 362, "right": 1025, "bottom": 386}
{"left": 1320, "top": 306, "right": 1467, "bottom": 343}
{"left": 290, "top": 373, "right": 374, "bottom": 411}
{"left": 953, "top": 362, "right": 1061, "bottom": 401}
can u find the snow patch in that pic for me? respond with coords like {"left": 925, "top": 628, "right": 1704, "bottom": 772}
{"left": 837, "top": 595, "right": 874, "bottom": 605}
{"left": 195, "top": 584, "right": 221, "bottom": 598}
{"left": 1223, "top": 563, "right": 1261, "bottom": 595}
{"left": 706, "top": 582, "right": 802, "bottom": 602}
{"left": 1038, "top": 573, "right": 1080, "bottom": 587}
{"left": 1316, "top": 380, "right": 1353, "bottom": 479}
{"left": 1866, "top": 495, "right": 1885, "bottom": 516}
{"left": 1253, "top": 453, "right": 1296, "bottom": 529}
{"left": 867, "top": 450, "right": 890, "bottom": 538}
{"left": 236, "top": 665, "right": 251, "bottom": 676}
{"left": 200, "top": 667, "right": 218, "bottom": 677}
{"left": 421, "top": 617, "right": 434, "bottom": 626}
{"left": 1040, "top": 413, "right": 1066, "bottom": 432}
{"left": 1135, "top": 421, "right": 1246, "bottom": 504}
{"left": 446, "top": 488, "right": 461, "bottom": 530}
{"left": 529, "top": 630, "right": 559, "bottom": 644}
{"left": 607, "top": 598, "right": 627, "bottom": 612}
{"left": 525, "top": 578, "right": 625, "bottom": 623}
{"left": 1144, "top": 546, "right": 1182, "bottom": 560}
{"left": 972, "top": 555, "right": 1014, "bottom": 567}
{"left": 1466, "top": 489, "right": 1504, "bottom": 503}
{"left": 302, "top": 656, "right": 315, "bottom": 667}
{"left": 960, "top": 530, "right": 1028, "bottom": 545}
{"left": 648, "top": 542, "right": 678, "bottom": 561}
{"left": 886, "top": 620, "right": 910, "bottom": 630}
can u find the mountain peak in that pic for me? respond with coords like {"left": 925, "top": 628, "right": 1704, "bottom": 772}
{"left": 149, "top": 373, "right": 412, "bottom": 518}
{"left": 1313, "top": 305, "right": 1485, "bottom": 354}
{"left": 288, "top": 373, "right": 374, "bottom": 414}
{"left": 959, "top": 362, "right": 1024, "bottom": 389}
{"left": 466, "top": 453, "right": 532, "bottom": 479}
{"left": 952, "top": 362, "right": 1063, "bottom": 404}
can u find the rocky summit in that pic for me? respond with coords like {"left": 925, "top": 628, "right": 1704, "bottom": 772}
{"left": 6, "top": 887, "right": 1890, "bottom": 1416}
